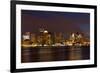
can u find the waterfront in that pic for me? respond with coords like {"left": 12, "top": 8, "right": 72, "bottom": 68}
{"left": 21, "top": 46, "right": 90, "bottom": 63}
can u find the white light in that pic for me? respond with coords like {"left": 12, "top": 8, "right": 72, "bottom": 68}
{"left": 44, "top": 30, "right": 48, "bottom": 33}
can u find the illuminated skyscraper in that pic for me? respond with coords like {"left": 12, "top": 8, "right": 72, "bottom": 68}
{"left": 30, "top": 33, "right": 37, "bottom": 44}
{"left": 54, "top": 33, "right": 63, "bottom": 44}
{"left": 22, "top": 32, "right": 31, "bottom": 41}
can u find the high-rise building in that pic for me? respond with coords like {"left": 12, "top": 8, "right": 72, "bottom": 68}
{"left": 30, "top": 33, "right": 37, "bottom": 45}
{"left": 55, "top": 33, "right": 63, "bottom": 43}
{"left": 22, "top": 32, "right": 31, "bottom": 41}
{"left": 22, "top": 32, "right": 31, "bottom": 45}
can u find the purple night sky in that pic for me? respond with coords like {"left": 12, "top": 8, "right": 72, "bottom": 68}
{"left": 21, "top": 10, "right": 90, "bottom": 38}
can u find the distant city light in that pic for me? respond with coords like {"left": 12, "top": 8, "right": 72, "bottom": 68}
{"left": 44, "top": 30, "right": 48, "bottom": 33}
{"left": 22, "top": 29, "right": 90, "bottom": 47}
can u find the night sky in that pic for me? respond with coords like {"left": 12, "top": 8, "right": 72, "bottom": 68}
{"left": 21, "top": 10, "right": 90, "bottom": 38}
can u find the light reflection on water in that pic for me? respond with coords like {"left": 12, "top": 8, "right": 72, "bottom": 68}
{"left": 69, "top": 46, "right": 82, "bottom": 60}
{"left": 21, "top": 46, "right": 90, "bottom": 63}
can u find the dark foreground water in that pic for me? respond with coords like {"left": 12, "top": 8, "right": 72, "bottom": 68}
{"left": 21, "top": 46, "right": 90, "bottom": 63}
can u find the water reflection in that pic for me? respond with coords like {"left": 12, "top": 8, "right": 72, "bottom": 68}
{"left": 69, "top": 46, "right": 82, "bottom": 60}
{"left": 21, "top": 46, "right": 90, "bottom": 63}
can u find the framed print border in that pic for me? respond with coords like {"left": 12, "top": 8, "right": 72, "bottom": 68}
{"left": 10, "top": 0, "right": 97, "bottom": 72}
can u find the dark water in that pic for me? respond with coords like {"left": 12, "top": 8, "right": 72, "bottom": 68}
{"left": 21, "top": 46, "right": 90, "bottom": 63}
